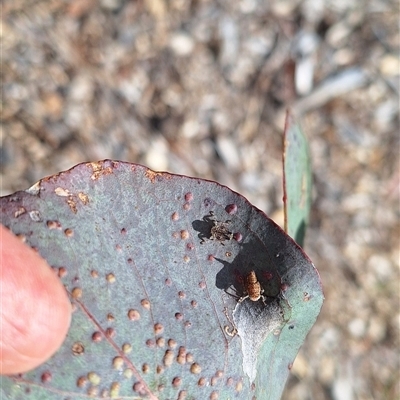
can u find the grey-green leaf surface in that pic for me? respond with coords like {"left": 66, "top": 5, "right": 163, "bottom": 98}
{"left": 1, "top": 161, "right": 323, "bottom": 400}
{"left": 283, "top": 111, "right": 312, "bottom": 247}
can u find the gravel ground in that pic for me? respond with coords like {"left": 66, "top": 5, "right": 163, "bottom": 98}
{"left": 2, "top": 1, "right": 399, "bottom": 399}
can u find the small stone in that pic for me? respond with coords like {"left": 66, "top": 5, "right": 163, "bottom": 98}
{"left": 169, "top": 33, "right": 195, "bottom": 56}
{"left": 367, "top": 316, "right": 387, "bottom": 343}
{"left": 348, "top": 318, "right": 366, "bottom": 338}
{"left": 380, "top": 54, "right": 400, "bottom": 76}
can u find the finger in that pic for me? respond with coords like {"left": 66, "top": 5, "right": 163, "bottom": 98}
{"left": 0, "top": 225, "right": 71, "bottom": 375}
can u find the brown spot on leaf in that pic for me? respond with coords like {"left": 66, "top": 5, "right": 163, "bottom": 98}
{"left": 156, "top": 365, "right": 164, "bottom": 374}
{"left": 191, "top": 300, "right": 197, "bottom": 308}
{"left": 233, "top": 232, "right": 243, "bottom": 242}
{"left": 171, "top": 212, "right": 179, "bottom": 221}
{"left": 41, "top": 371, "right": 52, "bottom": 383}
{"left": 110, "top": 382, "right": 120, "bottom": 397}
{"left": 183, "top": 202, "right": 191, "bottom": 210}
{"left": 183, "top": 255, "right": 190, "bottom": 262}
{"left": 186, "top": 353, "right": 193, "bottom": 363}
{"left": 142, "top": 363, "right": 150, "bottom": 373}
{"left": 172, "top": 377, "right": 182, "bottom": 387}
{"left": 168, "top": 339, "right": 177, "bottom": 348}
{"left": 64, "top": 228, "right": 74, "bottom": 237}
{"left": 105, "top": 328, "right": 115, "bottom": 338}
{"left": 87, "top": 161, "right": 114, "bottom": 180}
{"left": 78, "top": 192, "right": 89, "bottom": 204}
{"left": 106, "top": 273, "right": 116, "bottom": 283}
{"left": 163, "top": 349, "right": 174, "bottom": 366}
{"left": 54, "top": 187, "right": 70, "bottom": 196}
{"left": 177, "top": 346, "right": 186, "bottom": 364}
{"left": 190, "top": 363, "right": 201, "bottom": 374}
{"left": 122, "top": 343, "right": 132, "bottom": 353}
{"left": 175, "top": 313, "right": 183, "bottom": 320}
{"left": 226, "top": 377, "right": 234, "bottom": 386}
{"left": 141, "top": 299, "right": 151, "bottom": 309}
{"left": 14, "top": 207, "right": 26, "bottom": 218}
{"left": 145, "top": 169, "right": 172, "bottom": 183}
{"left": 225, "top": 204, "right": 238, "bottom": 214}
{"left": 264, "top": 271, "right": 273, "bottom": 281}
{"left": 154, "top": 323, "right": 164, "bottom": 334}
{"left": 71, "top": 287, "right": 82, "bottom": 299}
{"left": 92, "top": 331, "right": 102, "bottom": 342}
{"left": 178, "top": 390, "right": 188, "bottom": 400}
{"left": 87, "top": 372, "right": 101, "bottom": 385}
{"left": 145, "top": 169, "right": 159, "bottom": 183}
{"left": 156, "top": 337, "right": 165, "bottom": 347}
{"left": 128, "top": 309, "right": 140, "bottom": 320}
{"left": 165, "top": 278, "right": 172, "bottom": 286}
{"left": 146, "top": 339, "right": 155, "bottom": 348}
{"left": 133, "top": 382, "right": 146, "bottom": 395}
{"left": 198, "top": 377, "right": 207, "bottom": 386}
{"left": 113, "top": 356, "right": 124, "bottom": 370}
{"left": 16, "top": 234, "right": 26, "bottom": 243}
{"left": 67, "top": 198, "right": 77, "bottom": 214}
{"left": 47, "top": 220, "right": 62, "bottom": 230}
{"left": 210, "top": 391, "right": 219, "bottom": 400}
{"left": 281, "top": 282, "right": 289, "bottom": 291}
{"left": 58, "top": 267, "right": 67, "bottom": 278}
{"left": 107, "top": 313, "right": 114, "bottom": 321}
{"left": 77, "top": 376, "right": 87, "bottom": 388}
{"left": 180, "top": 230, "right": 189, "bottom": 239}
{"left": 124, "top": 368, "right": 133, "bottom": 378}
{"left": 91, "top": 270, "right": 99, "bottom": 278}
{"left": 185, "top": 192, "right": 193, "bottom": 202}
{"left": 87, "top": 386, "right": 98, "bottom": 396}
{"left": 235, "top": 381, "right": 243, "bottom": 392}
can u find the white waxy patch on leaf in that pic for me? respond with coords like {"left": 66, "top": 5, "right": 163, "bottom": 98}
{"left": 233, "top": 298, "right": 284, "bottom": 382}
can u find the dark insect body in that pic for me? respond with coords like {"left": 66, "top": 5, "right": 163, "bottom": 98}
{"left": 239, "top": 270, "right": 266, "bottom": 303}
{"left": 200, "top": 211, "right": 233, "bottom": 245}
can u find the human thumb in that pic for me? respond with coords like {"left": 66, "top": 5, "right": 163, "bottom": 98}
{"left": 0, "top": 224, "right": 71, "bottom": 374}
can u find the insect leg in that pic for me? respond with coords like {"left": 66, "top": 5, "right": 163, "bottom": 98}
{"left": 238, "top": 294, "right": 249, "bottom": 303}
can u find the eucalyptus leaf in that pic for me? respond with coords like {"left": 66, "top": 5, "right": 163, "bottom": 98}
{"left": 283, "top": 112, "right": 312, "bottom": 247}
{"left": 1, "top": 161, "right": 323, "bottom": 400}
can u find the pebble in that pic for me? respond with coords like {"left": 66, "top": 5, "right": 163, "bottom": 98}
{"left": 379, "top": 54, "right": 400, "bottom": 76}
{"left": 169, "top": 33, "right": 195, "bottom": 56}
{"left": 348, "top": 318, "right": 366, "bottom": 339}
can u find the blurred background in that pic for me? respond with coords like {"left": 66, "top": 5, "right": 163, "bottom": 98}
{"left": 1, "top": 1, "right": 399, "bottom": 399}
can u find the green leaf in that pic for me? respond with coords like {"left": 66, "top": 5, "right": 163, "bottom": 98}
{"left": 1, "top": 160, "right": 323, "bottom": 400}
{"left": 283, "top": 111, "right": 312, "bottom": 247}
